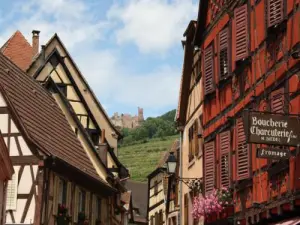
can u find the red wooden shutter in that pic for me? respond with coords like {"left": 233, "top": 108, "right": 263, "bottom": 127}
{"left": 271, "top": 88, "right": 284, "bottom": 113}
{"left": 236, "top": 118, "right": 250, "bottom": 180}
{"left": 219, "top": 27, "right": 229, "bottom": 79}
{"left": 220, "top": 131, "right": 230, "bottom": 188}
{"left": 204, "top": 141, "right": 215, "bottom": 193}
{"left": 204, "top": 45, "right": 215, "bottom": 95}
{"left": 268, "top": 0, "right": 284, "bottom": 27}
{"left": 234, "top": 4, "right": 249, "bottom": 61}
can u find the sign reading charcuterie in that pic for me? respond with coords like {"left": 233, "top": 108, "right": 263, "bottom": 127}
{"left": 256, "top": 147, "right": 291, "bottom": 160}
{"left": 244, "top": 111, "right": 300, "bottom": 146}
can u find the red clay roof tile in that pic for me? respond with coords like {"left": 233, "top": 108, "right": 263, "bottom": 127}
{"left": 1, "top": 31, "right": 33, "bottom": 71}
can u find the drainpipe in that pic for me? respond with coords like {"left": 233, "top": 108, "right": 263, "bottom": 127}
{"left": 179, "top": 129, "right": 183, "bottom": 225}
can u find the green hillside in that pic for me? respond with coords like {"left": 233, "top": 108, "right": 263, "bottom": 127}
{"left": 118, "top": 135, "right": 178, "bottom": 182}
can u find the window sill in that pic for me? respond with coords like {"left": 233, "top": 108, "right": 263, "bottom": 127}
{"left": 188, "top": 159, "right": 195, "bottom": 169}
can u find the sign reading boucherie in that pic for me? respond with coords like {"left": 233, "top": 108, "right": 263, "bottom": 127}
{"left": 244, "top": 111, "right": 300, "bottom": 146}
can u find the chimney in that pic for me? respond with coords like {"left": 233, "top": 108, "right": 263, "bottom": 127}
{"left": 32, "top": 30, "right": 40, "bottom": 57}
{"left": 96, "top": 143, "right": 108, "bottom": 167}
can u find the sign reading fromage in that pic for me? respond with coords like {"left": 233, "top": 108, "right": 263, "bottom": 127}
{"left": 256, "top": 148, "right": 291, "bottom": 159}
{"left": 244, "top": 111, "right": 300, "bottom": 146}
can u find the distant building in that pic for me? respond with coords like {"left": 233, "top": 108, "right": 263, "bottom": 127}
{"left": 111, "top": 107, "right": 145, "bottom": 129}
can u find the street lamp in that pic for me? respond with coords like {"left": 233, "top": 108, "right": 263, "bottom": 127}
{"left": 166, "top": 152, "right": 177, "bottom": 174}
{"left": 166, "top": 152, "right": 202, "bottom": 190}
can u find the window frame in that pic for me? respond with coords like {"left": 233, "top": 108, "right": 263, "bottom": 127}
{"left": 58, "top": 178, "right": 67, "bottom": 206}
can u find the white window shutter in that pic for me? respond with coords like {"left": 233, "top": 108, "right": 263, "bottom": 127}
{"left": 6, "top": 173, "right": 18, "bottom": 210}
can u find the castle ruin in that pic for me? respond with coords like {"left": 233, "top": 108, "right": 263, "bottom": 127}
{"left": 111, "top": 107, "right": 144, "bottom": 129}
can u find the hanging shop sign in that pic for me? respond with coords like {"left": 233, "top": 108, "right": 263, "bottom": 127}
{"left": 256, "top": 147, "right": 291, "bottom": 160}
{"left": 243, "top": 111, "right": 300, "bottom": 146}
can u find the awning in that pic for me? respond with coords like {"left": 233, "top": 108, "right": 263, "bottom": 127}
{"left": 270, "top": 217, "right": 300, "bottom": 225}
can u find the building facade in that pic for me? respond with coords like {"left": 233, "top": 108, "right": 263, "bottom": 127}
{"left": 190, "top": 0, "right": 300, "bottom": 224}
{"left": 1, "top": 30, "right": 133, "bottom": 225}
{"left": 147, "top": 141, "right": 179, "bottom": 225}
{"left": 176, "top": 19, "right": 204, "bottom": 225}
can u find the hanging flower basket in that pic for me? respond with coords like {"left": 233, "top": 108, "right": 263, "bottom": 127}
{"left": 192, "top": 187, "right": 233, "bottom": 220}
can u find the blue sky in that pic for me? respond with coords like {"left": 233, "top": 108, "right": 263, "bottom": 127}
{"left": 0, "top": 0, "right": 198, "bottom": 118}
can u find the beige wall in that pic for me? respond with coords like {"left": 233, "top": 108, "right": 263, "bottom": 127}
{"left": 180, "top": 91, "right": 204, "bottom": 225}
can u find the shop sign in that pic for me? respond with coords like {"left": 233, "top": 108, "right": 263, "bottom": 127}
{"left": 256, "top": 147, "right": 291, "bottom": 160}
{"left": 244, "top": 111, "right": 300, "bottom": 146}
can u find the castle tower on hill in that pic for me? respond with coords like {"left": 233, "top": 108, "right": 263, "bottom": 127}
{"left": 111, "top": 107, "right": 144, "bottom": 129}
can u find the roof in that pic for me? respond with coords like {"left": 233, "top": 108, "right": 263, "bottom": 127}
{"left": 27, "top": 33, "right": 122, "bottom": 139}
{"left": 125, "top": 180, "right": 148, "bottom": 221}
{"left": 0, "top": 52, "right": 108, "bottom": 186}
{"left": 1, "top": 31, "right": 33, "bottom": 71}
{"left": 176, "top": 22, "right": 197, "bottom": 124}
{"left": 157, "top": 139, "right": 179, "bottom": 168}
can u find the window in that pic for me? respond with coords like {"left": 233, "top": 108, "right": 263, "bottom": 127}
{"left": 57, "top": 83, "right": 67, "bottom": 96}
{"left": 203, "top": 45, "right": 215, "bottom": 95}
{"left": 6, "top": 173, "right": 18, "bottom": 210}
{"left": 159, "top": 210, "right": 163, "bottom": 225}
{"left": 197, "top": 117, "right": 203, "bottom": 157}
{"left": 194, "top": 120, "right": 199, "bottom": 156}
{"left": 154, "top": 180, "right": 159, "bottom": 195}
{"left": 192, "top": 51, "right": 202, "bottom": 85}
{"left": 78, "top": 189, "right": 86, "bottom": 213}
{"left": 86, "top": 129, "right": 100, "bottom": 146}
{"left": 188, "top": 126, "right": 194, "bottom": 162}
{"left": 236, "top": 118, "right": 250, "bottom": 180}
{"left": 234, "top": 4, "right": 249, "bottom": 62}
{"left": 58, "top": 178, "right": 67, "bottom": 205}
{"left": 204, "top": 141, "right": 215, "bottom": 193}
{"left": 220, "top": 131, "right": 230, "bottom": 188}
{"left": 219, "top": 26, "right": 230, "bottom": 79}
{"left": 267, "top": 0, "right": 284, "bottom": 28}
{"left": 271, "top": 88, "right": 284, "bottom": 113}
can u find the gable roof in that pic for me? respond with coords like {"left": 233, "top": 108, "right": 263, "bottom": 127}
{"left": 0, "top": 52, "right": 109, "bottom": 187}
{"left": 1, "top": 31, "right": 33, "bottom": 71}
{"left": 175, "top": 22, "right": 196, "bottom": 124}
{"left": 28, "top": 34, "right": 122, "bottom": 140}
{"left": 125, "top": 180, "right": 148, "bottom": 222}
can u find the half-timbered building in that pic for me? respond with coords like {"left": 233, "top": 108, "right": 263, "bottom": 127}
{"left": 147, "top": 140, "right": 179, "bottom": 225}
{"left": 190, "top": 0, "right": 300, "bottom": 224}
{"left": 0, "top": 52, "right": 120, "bottom": 225}
{"left": 0, "top": 132, "right": 14, "bottom": 225}
{"left": 1, "top": 30, "right": 132, "bottom": 225}
{"left": 176, "top": 18, "right": 204, "bottom": 225}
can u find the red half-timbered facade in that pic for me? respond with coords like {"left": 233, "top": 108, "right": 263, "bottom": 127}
{"left": 191, "top": 0, "right": 300, "bottom": 224}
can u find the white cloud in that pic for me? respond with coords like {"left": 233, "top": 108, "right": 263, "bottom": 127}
{"left": 0, "top": 0, "right": 183, "bottom": 116}
{"left": 108, "top": 0, "right": 197, "bottom": 54}
{"left": 75, "top": 49, "right": 181, "bottom": 109}
{"left": 3, "top": 0, "right": 107, "bottom": 50}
